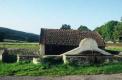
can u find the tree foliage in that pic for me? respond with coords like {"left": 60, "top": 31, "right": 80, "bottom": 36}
{"left": 78, "top": 25, "right": 90, "bottom": 31}
{"left": 94, "top": 20, "right": 122, "bottom": 41}
{"left": 60, "top": 24, "right": 71, "bottom": 30}
{"left": 113, "top": 22, "right": 122, "bottom": 41}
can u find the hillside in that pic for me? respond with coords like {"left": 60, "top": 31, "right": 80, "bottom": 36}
{"left": 0, "top": 27, "right": 39, "bottom": 42}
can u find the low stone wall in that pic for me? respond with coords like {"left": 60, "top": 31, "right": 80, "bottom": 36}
{"left": 40, "top": 54, "right": 122, "bottom": 65}
{"left": 63, "top": 55, "right": 112, "bottom": 65}
{"left": 66, "top": 56, "right": 89, "bottom": 65}
{"left": 0, "top": 48, "right": 39, "bottom": 63}
{"left": 17, "top": 55, "right": 39, "bottom": 62}
{"left": 41, "top": 55, "right": 63, "bottom": 65}
{"left": 1, "top": 47, "right": 122, "bottom": 65}
{"left": 62, "top": 55, "right": 122, "bottom": 65}
{"left": 111, "top": 55, "right": 122, "bottom": 63}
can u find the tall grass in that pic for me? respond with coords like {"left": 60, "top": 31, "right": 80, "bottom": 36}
{"left": 0, "top": 61, "right": 122, "bottom": 76}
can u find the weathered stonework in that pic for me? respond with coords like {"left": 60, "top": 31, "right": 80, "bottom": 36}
{"left": 40, "top": 44, "right": 45, "bottom": 56}
{"left": 33, "top": 58, "right": 40, "bottom": 64}
{"left": 61, "top": 38, "right": 111, "bottom": 64}
{"left": 0, "top": 50, "right": 4, "bottom": 61}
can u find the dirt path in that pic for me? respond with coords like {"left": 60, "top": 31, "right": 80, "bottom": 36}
{"left": 0, "top": 73, "right": 122, "bottom": 80}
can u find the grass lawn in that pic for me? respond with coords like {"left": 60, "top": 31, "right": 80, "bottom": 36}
{"left": 106, "top": 43, "right": 122, "bottom": 51}
{"left": 0, "top": 42, "right": 39, "bottom": 51}
{"left": 0, "top": 61, "right": 122, "bottom": 76}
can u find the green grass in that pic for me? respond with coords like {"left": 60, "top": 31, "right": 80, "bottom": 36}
{"left": 1, "top": 61, "right": 122, "bottom": 76}
{"left": 106, "top": 43, "right": 122, "bottom": 51}
{"left": 106, "top": 47, "right": 122, "bottom": 51}
{"left": 0, "top": 43, "right": 39, "bottom": 50}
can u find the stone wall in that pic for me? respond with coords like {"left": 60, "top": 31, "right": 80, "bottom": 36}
{"left": 64, "top": 55, "right": 112, "bottom": 65}
{"left": 63, "top": 55, "right": 122, "bottom": 65}
{"left": 1, "top": 48, "right": 39, "bottom": 63}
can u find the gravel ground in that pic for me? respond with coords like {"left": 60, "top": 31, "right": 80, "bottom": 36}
{"left": 0, "top": 74, "right": 122, "bottom": 80}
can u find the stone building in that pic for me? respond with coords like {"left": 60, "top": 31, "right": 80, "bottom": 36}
{"left": 39, "top": 28, "right": 106, "bottom": 56}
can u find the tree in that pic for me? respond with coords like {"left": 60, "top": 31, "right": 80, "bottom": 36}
{"left": 113, "top": 22, "right": 122, "bottom": 41}
{"left": 60, "top": 24, "right": 71, "bottom": 30}
{"left": 94, "top": 20, "right": 119, "bottom": 41}
{"left": 78, "top": 25, "right": 90, "bottom": 31}
{"left": 0, "top": 32, "right": 5, "bottom": 42}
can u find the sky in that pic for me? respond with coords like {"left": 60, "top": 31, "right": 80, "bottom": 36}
{"left": 0, "top": 0, "right": 122, "bottom": 34}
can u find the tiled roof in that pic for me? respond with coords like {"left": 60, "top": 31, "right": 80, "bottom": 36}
{"left": 40, "top": 28, "right": 105, "bottom": 48}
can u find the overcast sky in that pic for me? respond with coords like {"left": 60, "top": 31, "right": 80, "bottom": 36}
{"left": 0, "top": 0, "right": 122, "bottom": 34}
